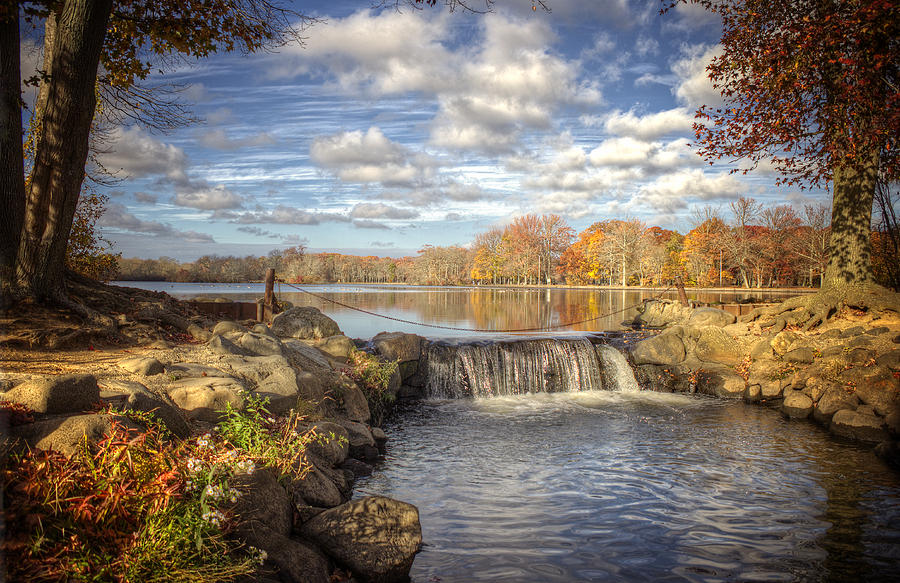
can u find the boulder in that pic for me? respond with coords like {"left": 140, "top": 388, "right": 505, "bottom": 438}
{"left": 830, "top": 409, "right": 888, "bottom": 442}
{"left": 783, "top": 347, "right": 816, "bottom": 364}
{"left": 771, "top": 330, "right": 801, "bottom": 356}
{"left": 306, "top": 421, "right": 350, "bottom": 467}
{"left": 118, "top": 356, "right": 165, "bottom": 376}
{"left": 840, "top": 367, "right": 900, "bottom": 416}
{"left": 99, "top": 380, "right": 190, "bottom": 438}
{"left": 840, "top": 325, "right": 866, "bottom": 338}
{"left": 316, "top": 335, "right": 356, "bottom": 361}
{"left": 2, "top": 374, "right": 99, "bottom": 414}
{"left": 694, "top": 326, "right": 743, "bottom": 365}
{"left": 632, "top": 300, "right": 692, "bottom": 328}
{"left": 187, "top": 323, "right": 210, "bottom": 342}
{"left": 781, "top": 390, "right": 814, "bottom": 419}
{"left": 630, "top": 332, "right": 686, "bottom": 366}
{"left": 283, "top": 339, "right": 333, "bottom": 370}
{"left": 254, "top": 367, "right": 303, "bottom": 415}
{"left": 166, "top": 362, "right": 231, "bottom": 378}
{"left": 813, "top": 386, "right": 860, "bottom": 425}
{"left": 696, "top": 366, "right": 746, "bottom": 399}
{"left": 212, "top": 320, "right": 245, "bottom": 336}
{"left": 341, "top": 458, "right": 374, "bottom": 479}
{"left": 207, "top": 334, "right": 247, "bottom": 356}
{"left": 801, "top": 376, "right": 833, "bottom": 402}
{"left": 235, "top": 332, "right": 285, "bottom": 357}
{"left": 876, "top": 350, "right": 900, "bottom": 371}
{"left": 687, "top": 307, "right": 736, "bottom": 328}
{"left": 233, "top": 521, "right": 331, "bottom": 583}
{"left": 12, "top": 413, "right": 133, "bottom": 456}
{"left": 300, "top": 496, "right": 422, "bottom": 583}
{"left": 230, "top": 468, "right": 292, "bottom": 536}
{"left": 372, "top": 332, "right": 425, "bottom": 365}
{"left": 271, "top": 307, "right": 341, "bottom": 340}
{"left": 166, "top": 376, "right": 244, "bottom": 421}
{"left": 292, "top": 462, "right": 344, "bottom": 508}
{"left": 340, "top": 382, "right": 371, "bottom": 424}
{"left": 224, "top": 355, "right": 292, "bottom": 384}
{"left": 338, "top": 420, "right": 379, "bottom": 462}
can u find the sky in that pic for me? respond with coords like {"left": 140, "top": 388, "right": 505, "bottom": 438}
{"left": 34, "top": 0, "right": 832, "bottom": 260}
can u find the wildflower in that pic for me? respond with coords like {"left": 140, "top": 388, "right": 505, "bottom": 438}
{"left": 186, "top": 457, "right": 203, "bottom": 474}
{"left": 196, "top": 433, "right": 212, "bottom": 449}
{"left": 201, "top": 509, "right": 226, "bottom": 527}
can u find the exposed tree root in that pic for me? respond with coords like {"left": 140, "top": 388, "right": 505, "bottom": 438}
{"left": 740, "top": 283, "right": 900, "bottom": 330}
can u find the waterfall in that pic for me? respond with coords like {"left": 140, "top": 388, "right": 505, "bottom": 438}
{"left": 424, "top": 337, "right": 641, "bottom": 399}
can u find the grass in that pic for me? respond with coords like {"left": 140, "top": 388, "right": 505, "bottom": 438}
{"left": 1, "top": 393, "right": 333, "bottom": 582}
{"left": 343, "top": 348, "right": 399, "bottom": 425}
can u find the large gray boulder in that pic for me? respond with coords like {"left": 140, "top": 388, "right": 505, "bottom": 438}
{"left": 813, "top": 387, "right": 860, "bottom": 425}
{"left": 166, "top": 376, "right": 244, "bottom": 421}
{"left": 630, "top": 332, "right": 686, "bottom": 366}
{"left": 166, "top": 362, "right": 232, "bottom": 378}
{"left": 254, "top": 367, "right": 303, "bottom": 415}
{"left": 696, "top": 366, "right": 746, "bottom": 399}
{"left": 305, "top": 421, "right": 350, "bottom": 467}
{"left": 687, "top": 307, "right": 736, "bottom": 328}
{"left": 782, "top": 390, "right": 814, "bottom": 419}
{"left": 337, "top": 420, "right": 379, "bottom": 461}
{"left": 118, "top": 356, "right": 164, "bottom": 376}
{"left": 316, "top": 335, "right": 356, "bottom": 361}
{"left": 771, "top": 330, "right": 801, "bottom": 356}
{"left": 235, "top": 332, "right": 285, "bottom": 357}
{"left": 372, "top": 332, "right": 425, "bottom": 365}
{"left": 100, "top": 379, "right": 190, "bottom": 438}
{"left": 693, "top": 326, "right": 743, "bottom": 365}
{"left": 840, "top": 367, "right": 900, "bottom": 417}
{"left": 233, "top": 521, "right": 331, "bottom": 583}
{"left": 2, "top": 374, "right": 99, "bottom": 414}
{"left": 292, "top": 462, "right": 344, "bottom": 508}
{"left": 12, "top": 413, "right": 134, "bottom": 456}
{"left": 300, "top": 496, "right": 422, "bottom": 583}
{"left": 271, "top": 307, "right": 341, "bottom": 340}
{"left": 231, "top": 468, "right": 293, "bottom": 536}
{"left": 338, "top": 380, "right": 371, "bottom": 424}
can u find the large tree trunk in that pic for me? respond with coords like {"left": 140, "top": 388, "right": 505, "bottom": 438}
{"left": 0, "top": 8, "right": 25, "bottom": 302}
{"left": 15, "top": 0, "right": 113, "bottom": 301}
{"left": 822, "top": 149, "right": 879, "bottom": 289}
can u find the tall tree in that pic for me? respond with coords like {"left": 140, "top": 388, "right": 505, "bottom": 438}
{"left": 668, "top": 0, "right": 898, "bottom": 288}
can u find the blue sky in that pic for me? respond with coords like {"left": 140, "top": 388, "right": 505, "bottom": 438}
{"left": 52, "top": 1, "right": 832, "bottom": 259}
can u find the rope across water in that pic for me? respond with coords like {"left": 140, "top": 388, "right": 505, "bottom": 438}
{"left": 278, "top": 281, "right": 674, "bottom": 333}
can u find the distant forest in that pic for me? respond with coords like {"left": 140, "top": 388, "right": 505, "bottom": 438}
{"left": 118, "top": 197, "right": 900, "bottom": 290}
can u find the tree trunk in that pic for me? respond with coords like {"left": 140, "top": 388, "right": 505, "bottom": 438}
{"left": 0, "top": 8, "right": 25, "bottom": 301}
{"left": 822, "top": 150, "right": 879, "bottom": 289}
{"left": 15, "top": 0, "right": 113, "bottom": 301}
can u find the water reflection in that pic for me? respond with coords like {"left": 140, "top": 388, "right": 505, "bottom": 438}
{"left": 119, "top": 282, "right": 803, "bottom": 338}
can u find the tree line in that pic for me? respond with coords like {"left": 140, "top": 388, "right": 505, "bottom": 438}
{"left": 116, "top": 196, "right": 900, "bottom": 290}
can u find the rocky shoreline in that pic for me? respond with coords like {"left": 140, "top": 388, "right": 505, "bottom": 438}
{"left": 2, "top": 306, "right": 426, "bottom": 583}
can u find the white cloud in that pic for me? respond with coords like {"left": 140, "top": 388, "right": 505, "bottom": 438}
{"left": 604, "top": 108, "right": 695, "bottom": 140}
{"left": 634, "top": 35, "right": 659, "bottom": 57}
{"left": 589, "top": 137, "right": 656, "bottom": 167}
{"left": 672, "top": 44, "right": 724, "bottom": 109}
{"left": 230, "top": 205, "right": 350, "bottom": 225}
{"left": 310, "top": 127, "right": 435, "bottom": 186}
{"left": 199, "top": 129, "right": 276, "bottom": 150}
{"left": 100, "top": 126, "right": 188, "bottom": 182}
{"left": 633, "top": 169, "right": 745, "bottom": 213}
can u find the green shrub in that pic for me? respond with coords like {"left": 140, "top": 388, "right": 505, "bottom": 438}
{"left": 344, "top": 349, "right": 399, "bottom": 425}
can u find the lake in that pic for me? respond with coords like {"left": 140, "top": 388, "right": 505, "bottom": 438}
{"left": 115, "top": 282, "right": 803, "bottom": 339}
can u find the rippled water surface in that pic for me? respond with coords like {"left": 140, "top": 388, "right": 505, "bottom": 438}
{"left": 355, "top": 392, "right": 900, "bottom": 582}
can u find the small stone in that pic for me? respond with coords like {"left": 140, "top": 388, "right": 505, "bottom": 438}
{"left": 841, "top": 326, "right": 866, "bottom": 338}
{"left": 848, "top": 336, "right": 872, "bottom": 348}
{"left": 750, "top": 337, "right": 775, "bottom": 360}
{"left": 866, "top": 326, "right": 891, "bottom": 336}
{"left": 819, "top": 328, "right": 842, "bottom": 340}
{"left": 212, "top": 320, "right": 245, "bottom": 336}
{"left": 784, "top": 347, "right": 815, "bottom": 364}
{"left": 771, "top": 330, "right": 801, "bottom": 355}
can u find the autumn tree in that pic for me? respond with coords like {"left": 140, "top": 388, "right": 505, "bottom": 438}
{"left": 668, "top": 0, "right": 899, "bottom": 326}
{"left": 0, "top": 0, "right": 313, "bottom": 307}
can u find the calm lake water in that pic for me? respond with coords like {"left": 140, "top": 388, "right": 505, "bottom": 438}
{"left": 115, "top": 282, "right": 803, "bottom": 339}
{"left": 116, "top": 282, "right": 899, "bottom": 581}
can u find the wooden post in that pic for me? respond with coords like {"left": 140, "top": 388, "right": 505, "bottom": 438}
{"left": 674, "top": 275, "right": 689, "bottom": 306}
{"left": 263, "top": 268, "right": 276, "bottom": 322}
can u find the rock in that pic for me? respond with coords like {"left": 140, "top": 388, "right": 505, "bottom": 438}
{"left": 847, "top": 347, "right": 874, "bottom": 365}
{"left": 784, "top": 347, "right": 816, "bottom": 364}
{"left": 119, "top": 356, "right": 165, "bottom": 376}
{"left": 254, "top": 367, "right": 303, "bottom": 415}
{"left": 316, "top": 335, "right": 356, "bottom": 360}
{"left": 694, "top": 326, "right": 743, "bottom": 365}
{"left": 233, "top": 521, "right": 331, "bottom": 583}
{"left": 813, "top": 386, "right": 860, "bottom": 425}
{"left": 300, "top": 496, "right": 422, "bottom": 583}
{"left": 696, "top": 367, "right": 746, "bottom": 399}
{"left": 819, "top": 328, "right": 842, "bottom": 340}
{"left": 722, "top": 322, "right": 750, "bottom": 336}
{"left": 100, "top": 380, "right": 190, "bottom": 438}
{"left": 340, "top": 382, "right": 371, "bottom": 424}
{"left": 632, "top": 300, "right": 692, "bottom": 328}
{"left": 886, "top": 410, "right": 900, "bottom": 436}
{"left": 12, "top": 413, "right": 133, "bottom": 456}
{"left": 271, "top": 307, "right": 341, "bottom": 340}
{"left": 750, "top": 337, "right": 775, "bottom": 360}
{"left": 224, "top": 355, "right": 291, "bottom": 384}
{"left": 292, "top": 462, "right": 344, "bottom": 508}
{"left": 212, "top": 320, "right": 245, "bottom": 336}
{"left": 338, "top": 420, "right": 379, "bottom": 461}
{"left": 306, "top": 422, "right": 350, "bottom": 467}
{"left": 341, "top": 458, "right": 374, "bottom": 479}
{"left": 801, "top": 376, "right": 832, "bottom": 402}
{"left": 187, "top": 323, "right": 210, "bottom": 342}
{"left": 840, "top": 326, "right": 866, "bottom": 338}
{"left": 744, "top": 383, "right": 762, "bottom": 403}
{"left": 630, "top": 332, "right": 686, "bottom": 366}
{"left": 830, "top": 409, "right": 889, "bottom": 442}
{"left": 782, "top": 390, "right": 814, "bottom": 419}
{"left": 283, "top": 339, "right": 333, "bottom": 370}
{"left": 848, "top": 336, "right": 872, "bottom": 348}
{"left": 866, "top": 326, "right": 891, "bottom": 336}
{"left": 231, "top": 468, "right": 292, "bottom": 536}
{"left": 147, "top": 339, "right": 173, "bottom": 350}
{"left": 839, "top": 367, "right": 900, "bottom": 416}
{"left": 166, "top": 376, "right": 244, "bottom": 421}
{"left": 876, "top": 350, "right": 900, "bottom": 371}
{"left": 687, "top": 307, "right": 736, "bottom": 328}
{"left": 2, "top": 374, "right": 99, "bottom": 414}
{"left": 165, "top": 362, "right": 231, "bottom": 378}
{"left": 207, "top": 334, "right": 247, "bottom": 356}
{"left": 771, "top": 330, "right": 801, "bottom": 356}
{"left": 372, "top": 332, "right": 425, "bottom": 365}
{"left": 386, "top": 367, "right": 402, "bottom": 400}
{"left": 251, "top": 323, "right": 274, "bottom": 336}
{"left": 235, "top": 332, "right": 285, "bottom": 357}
